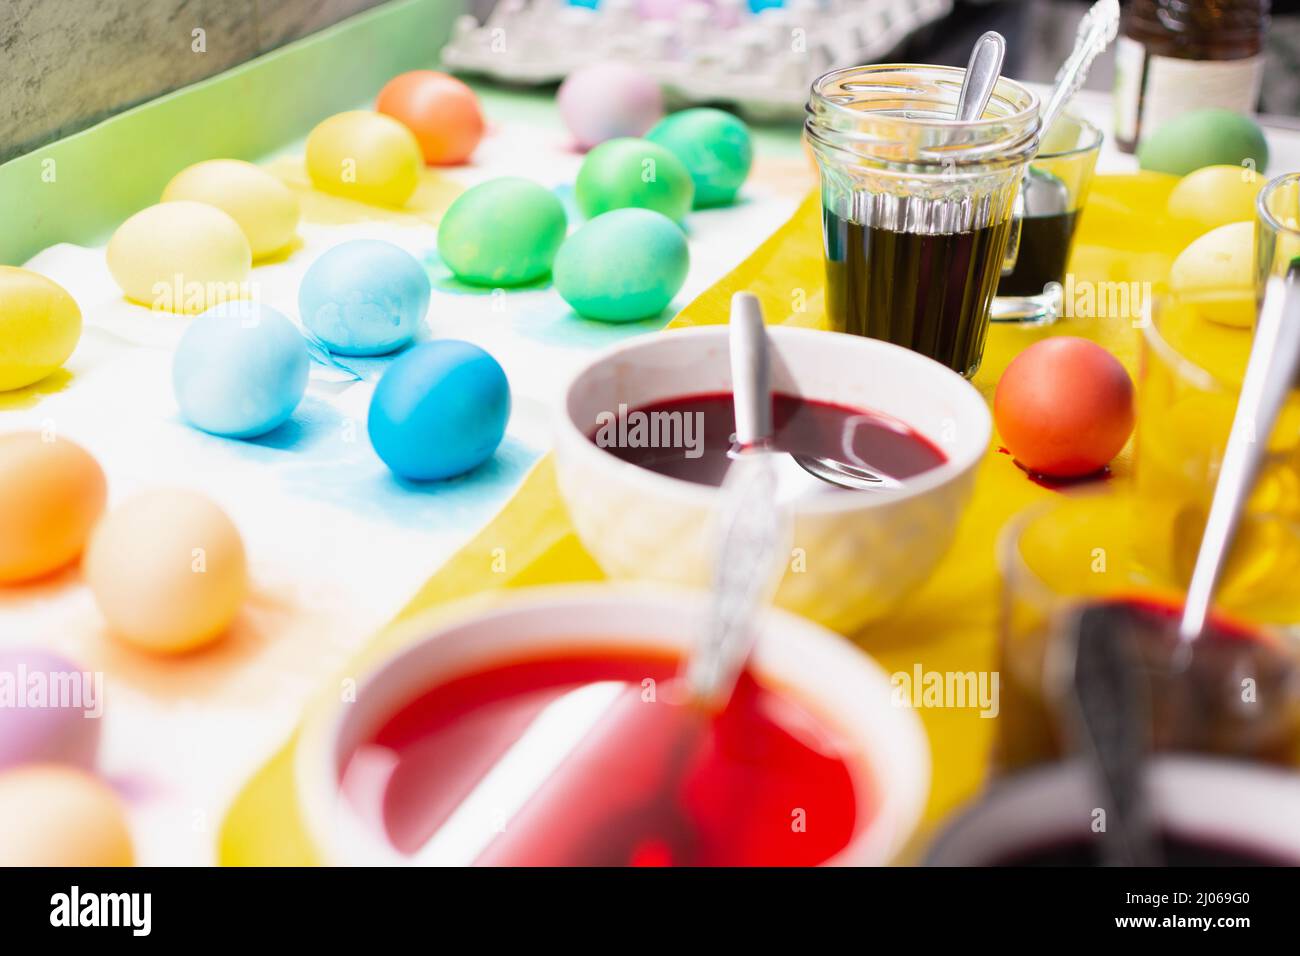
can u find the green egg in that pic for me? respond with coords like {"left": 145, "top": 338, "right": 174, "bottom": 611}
{"left": 553, "top": 208, "right": 690, "bottom": 322}
{"left": 437, "top": 177, "right": 567, "bottom": 286}
{"left": 646, "top": 108, "right": 753, "bottom": 208}
{"left": 575, "top": 138, "right": 695, "bottom": 222}
{"left": 1137, "top": 109, "right": 1269, "bottom": 177}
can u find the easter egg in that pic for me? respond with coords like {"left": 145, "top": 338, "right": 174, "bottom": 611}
{"left": 437, "top": 178, "right": 567, "bottom": 287}
{"left": 994, "top": 337, "right": 1135, "bottom": 478}
{"left": 576, "top": 138, "right": 694, "bottom": 222}
{"left": 0, "top": 432, "right": 106, "bottom": 583}
{"left": 85, "top": 489, "right": 247, "bottom": 654}
{"left": 554, "top": 208, "right": 689, "bottom": 322}
{"left": 0, "top": 765, "right": 133, "bottom": 866}
{"left": 1138, "top": 109, "right": 1269, "bottom": 177}
{"left": 646, "top": 108, "right": 753, "bottom": 208}
{"left": 0, "top": 649, "right": 100, "bottom": 772}
{"left": 106, "top": 201, "right": 251, "bottom": 314}
{"left": 0, "top": 266, "right": 81, "bottom": 391}
{"left": 173, "top": 302, "right": 309, "bottom": 438}
{"left": 1170, "top": 221, "right": 1256, "bottom": 327}
{"left": 162, "top": 159, "right": 300, "bottom": 259}
{"left": 368, "top": 340, "right": 510, "bottom": 481}
{"left": 557, "top": 63, "right": 664, "bottom": 150}
{"left": 1167, "top": 165, "right": 1266, "bottom": 238}
{"left": 299, "top": 239, "right": 431, "bottom": 356}
{"left": 305, "top": 110, "right": 422, "bottom": 207}
{"left": 376, "top": 70, "right": 485, "bottom": 165}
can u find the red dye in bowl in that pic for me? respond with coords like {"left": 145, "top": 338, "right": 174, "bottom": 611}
{"left": 339, "top": 652, "right": 868, "bottom": 866}
{"left": 590, "top": 392, "right": 946, "bottom": 487}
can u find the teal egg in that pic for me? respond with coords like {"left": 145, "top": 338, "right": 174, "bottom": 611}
{"left": 646, "top": 108, "right": 753, "bottom": 208}
{"left": 574, "top": 138, "right": 694, "bottom": 222}
{"left": 437, "top": 177, "right": 567, "bottom": 286}
{"left": 553, "top": 208, "right": 689, "bottom": 322}
{"left": 1137, "top": 109, "right": 1269, "bottom": 177}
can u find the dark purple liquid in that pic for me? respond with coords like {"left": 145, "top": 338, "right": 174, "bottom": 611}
{"left": 997, "top": 212, "right": 1080, "bottom": 297}
{"left": 590, "top": 392, "right": 946, "bottom": 487}
{"left": 823, "top": 210, "right": 1013, "bottom": 378}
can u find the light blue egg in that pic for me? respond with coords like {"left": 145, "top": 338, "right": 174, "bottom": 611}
{"left": 368, "top": 340, "right": 510, "bottom": 481}
{"left": 298, "top": 239, "right": 431, "bottom": 356}
{"left": 173, "top": 301, "right": 310, "bottom": 439}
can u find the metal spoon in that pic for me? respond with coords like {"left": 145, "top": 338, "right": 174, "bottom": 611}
{"left": 1180, "top": 273, "right": 1300, "bottom": 641}
{"left": 955, "top": 31, "right": 1005, "bottom": 122}
{"left": 683, "top": 293, "right": 791, "bottom": 706}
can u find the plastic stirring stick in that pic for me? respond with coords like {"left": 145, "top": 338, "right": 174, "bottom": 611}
{"left": 1180, "top": 273, "right": 1300, "bottom": 642}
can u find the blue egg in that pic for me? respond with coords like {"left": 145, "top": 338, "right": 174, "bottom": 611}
{"left": 173, "top": 301, "right": 310, "bottom": 438}
{"left": 298, "top": 239, "right": 431, "bottom": 356}
{"left": 368, "top": 340, "right": 511, "bottom": 481}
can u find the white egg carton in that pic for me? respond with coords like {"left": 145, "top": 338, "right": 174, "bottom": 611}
{"left": 441, "top": 0, "right": 955, "bottom": 119}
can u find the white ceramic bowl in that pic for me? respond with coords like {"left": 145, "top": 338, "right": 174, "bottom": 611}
{"left": 554, "top": 326, "right": 992, "bottom": 633}
{"left": 925, "top": 757, "right": 1300, "bottom": 865}
{"left": 295, "top": 584, "right": 930, "bottom": 866}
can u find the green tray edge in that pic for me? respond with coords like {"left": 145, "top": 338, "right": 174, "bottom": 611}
{"left": 0, "top": 0, "right": 464, "bottom": 266}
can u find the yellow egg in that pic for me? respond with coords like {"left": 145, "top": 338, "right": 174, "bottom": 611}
{"left": 305, "top": 110, "right": 421, "bottom": 207}
{"left": 1167, "top": 165, "right": 1266, "bottom": 238}
{"left": 85, "top": 488, "right": 247, "bottom": 653}
{"left": 0, "top": 432, "right": 106, "bottom": 583}
{"left": 162, "top": 159, "right": 300, "bottom": 259}
{"left": 0, "top": 765, "right": 133, "bottom": 866}
{"left": 106, "top": 201, "right": 251, "bottom": 314}
{"left": 0, "top": 266, "right": 82, "bottom": 391}
{"left": 1169, "top": 221, "right": 1256, "bottom": 327}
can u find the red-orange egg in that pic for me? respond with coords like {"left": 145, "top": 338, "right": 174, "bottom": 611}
{"left": 994, "top": 337, "right": 1135, "bottom": 478}
{"left": 376, "top": 71, "right": 484, "bottom": 166}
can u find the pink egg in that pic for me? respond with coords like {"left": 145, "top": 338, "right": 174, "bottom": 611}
{"left": 0, "top": 648, "right": 101, "bottom": 772}
{"left": 557, "top": 63, "right": 664, "bottom": 151}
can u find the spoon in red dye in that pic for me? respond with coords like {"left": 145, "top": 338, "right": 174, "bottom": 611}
{"left": 471, "top": 296, "right": 794, "bottom": 865}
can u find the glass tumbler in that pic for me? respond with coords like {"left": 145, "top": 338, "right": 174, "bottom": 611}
{"left": 992, "top": 115, "right": 1103, "bottom": 325}
{"left": 1257, "top": 172, "right": 1300, "bottom": 289}
{"left": 806, "top": 64, "right": 1040, "bottom": 378}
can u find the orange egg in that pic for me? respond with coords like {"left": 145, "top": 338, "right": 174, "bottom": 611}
{"left": 85, "top": 488, "right": 247, "bottom": 653}
{"left": 0, "top": 765, "right": 133, "bottom": 866}
{"left": 376, "top": 70, "right": 485, "bottom": 166}
{"left": 0, "top": 432, "right": 106, "bottom": 583}
{"left": 994, "top": 337, "right": 1135, "bottom": 478}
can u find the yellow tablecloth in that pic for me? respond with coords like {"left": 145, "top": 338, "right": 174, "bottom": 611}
{"left": 218, "top": 173, "right": 1188, "bottom": 865}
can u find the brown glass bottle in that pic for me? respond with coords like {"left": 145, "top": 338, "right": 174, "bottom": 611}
{"left": 1113, "top": 0, "right": 1269, "bottom": 153}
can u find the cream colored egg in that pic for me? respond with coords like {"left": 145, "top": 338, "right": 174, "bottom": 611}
{"left": 1169, "top": 221, "right": 1256, "bottom": 327}
{"left": 85, "top": 488, "right": 247, "bottom": 653}
{"left": 0, "top": 266, "right": 82, "bottom": 391}
{"left": 305, "top": 110, "right": 421, "bottom": 207}
{"left": 1167, "top": 165, "right": 1266, "bottom": 238}
{"left": 0, "top": 765, "right": 133, "bottom": 866}
{"left": 106, "top": 201, "right": 251, "bottom": 314}
{"left": 162, "top": 159, "right": 300, "bottom": 259}
{"left": 0, "top": 432, "right": 106, "bottom": 583}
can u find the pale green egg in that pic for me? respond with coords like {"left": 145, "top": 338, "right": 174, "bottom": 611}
{"left": 553, "top": 208, "right": 689, "bottom": 322}
{"left": 646, "top": 108, "right": 753, "bottom": 208}
{"left": 574, "top": 138, "right": 694, "bottom": 222}
{"left": 437, "top": 177, "right": 567, "bottom": 286}
{"left": 1138, "top": 109, "right": 1269, "bottom": 177}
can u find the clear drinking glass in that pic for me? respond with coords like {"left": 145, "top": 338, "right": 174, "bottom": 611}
{"left": 806, "top": 64, "right": 1040, "bottom": 379}
{"left": 1257, "top": 172, "right": 1300, "bottom": 290}
{"left": 992, "top": 115, "right": 1103, "bottom": 325}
